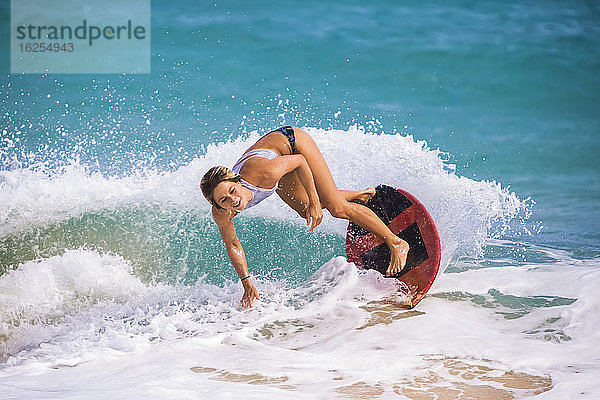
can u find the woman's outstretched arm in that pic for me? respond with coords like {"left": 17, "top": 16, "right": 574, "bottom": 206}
{"left": 212, "top": 206, "right": 260, "bottom": 308}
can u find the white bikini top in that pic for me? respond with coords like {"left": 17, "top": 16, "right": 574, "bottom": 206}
{"left": 232, "top": 149, "right": 279, "bottom": 209}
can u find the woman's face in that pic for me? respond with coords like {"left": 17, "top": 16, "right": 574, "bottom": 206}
{"left": 212, "top": 181, "right": 247, "bottom": 211}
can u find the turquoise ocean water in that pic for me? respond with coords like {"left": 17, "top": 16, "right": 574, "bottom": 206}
{"left": 1, "top": 1, "right": 599, "bottom": 399}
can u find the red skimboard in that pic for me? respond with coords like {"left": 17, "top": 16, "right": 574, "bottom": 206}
{"left": 346, "top": 185, "right": 441, "bottom": 308}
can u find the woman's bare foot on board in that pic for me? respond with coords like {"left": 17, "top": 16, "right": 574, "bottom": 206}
{"left": 385, "top": 237, "right": 410, "bottom": 277}
{"left": 349, "top": 187, "right": 376, "bottom": 205}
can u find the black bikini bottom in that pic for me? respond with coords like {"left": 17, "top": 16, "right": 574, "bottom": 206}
{"left": 270, "top": 126, "right": 298, "bottom": 154}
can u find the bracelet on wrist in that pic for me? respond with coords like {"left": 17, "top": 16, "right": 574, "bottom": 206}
{"left": 240, "top": 275, "right": 251, "bottom": 282}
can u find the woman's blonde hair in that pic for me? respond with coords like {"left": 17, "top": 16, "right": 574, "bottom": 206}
{"left": 200, "top": 166, "right": 241, "bottom": 209}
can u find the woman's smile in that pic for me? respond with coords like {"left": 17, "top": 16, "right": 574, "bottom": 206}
{"left": 212, "top": 181, "right": 252, "bottom": 211}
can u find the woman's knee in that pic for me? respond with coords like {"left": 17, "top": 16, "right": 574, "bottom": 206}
{"left": 324, "top": 200, "right": 349, "bottom": 219}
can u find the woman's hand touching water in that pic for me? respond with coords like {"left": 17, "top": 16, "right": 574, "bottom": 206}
{"left": 241, "top": 278, "right": 260, "bottom": 309}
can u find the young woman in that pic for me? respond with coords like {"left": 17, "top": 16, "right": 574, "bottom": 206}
{"left": 201, "top": 126, "right": 410, "bottom": 308}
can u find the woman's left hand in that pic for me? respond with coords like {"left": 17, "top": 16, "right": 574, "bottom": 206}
{"left": 241, "top": 279, "right": 260, "bottom": 309}
{"left": 306, "top": 201, "right": 323, "bottom": 231}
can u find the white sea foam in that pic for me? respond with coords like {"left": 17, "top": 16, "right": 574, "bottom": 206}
{"left": 0, "top": 249, "right": 150, "bottom": 360}
{"left": 0, "top": 247, "right": 598, "bottom": 399}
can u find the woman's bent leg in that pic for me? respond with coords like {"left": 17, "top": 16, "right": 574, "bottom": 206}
{"left": 291, "top": 128, "right": 409, "bottom": 275}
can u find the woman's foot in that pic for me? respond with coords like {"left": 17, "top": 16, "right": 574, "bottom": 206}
{"left": 385, "top": 237, "right": 410, "bottom": 277}
{"left": 349, "top": 187, "right": 376, "bottom": 205}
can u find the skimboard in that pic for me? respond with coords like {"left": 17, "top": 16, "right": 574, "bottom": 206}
{"left": 346, "top": 185, "right": 441, "bottom": 308}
